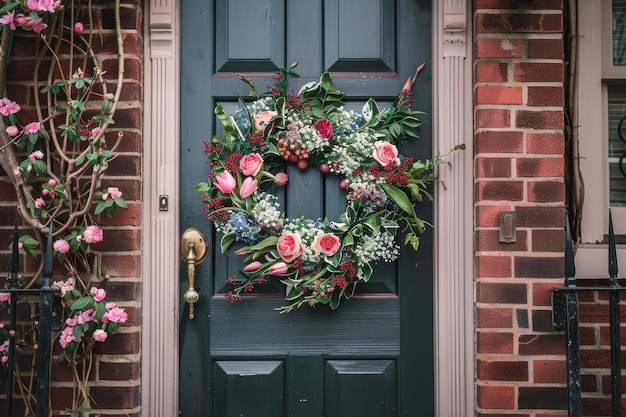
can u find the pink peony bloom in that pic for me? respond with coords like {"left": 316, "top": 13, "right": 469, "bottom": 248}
{"left": 90, "top": 287, "right": 107, "bottom": 302}
{"left": 239, "top": 153, "right": 264, "bottom": 176}
{"left": 83, "top": 225, "right": 104, "bottom": 244}
{"left": 53, "top": 239, "right": 70, "bottom": 254}
{"left": 23, "top": 122, "right": 41, "bottom": 134}
{"left": 268, "top": 262, "right": 289, "bottom": 275}
{"left": 74, "top": 22, "right": 83, "bottom": 33}
{"left": 93, "top": 329, "right": 108, "bottom": 342}
{"left": 34, "top": 198, "right": 45, "bottom": 209}
{"left": 17, "top": 242, "right": 23, "bottom": 251}
{"left": 6, "top": 125, "right": 18, "bottom": 136}
{"left": 239, "top": 177, "right": 258, "bottom": 198}
{"left": 41, "top": 188, "right": 49, "bottom": 195}
{"left": 48, "top": 179, "right": 56, "bottom": 186}
{"left": 0, "top": 293, "right": 11, "bottom": 302}
{"left": 276, "top": 231, "right": 304, "bottom": 263}
{"left": 107, "top": 187, "right": 122, "bottom": 199}
{"left": 1, "top": 355, "right": 7, "bottom": 363}
{"left": 213, "top": 170, "right": 237, "bottom": 194}
{"left": 30, "top": 150, "right": 44, "bottom": 160}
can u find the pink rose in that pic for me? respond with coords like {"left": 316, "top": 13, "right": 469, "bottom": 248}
{"left": 53, "top": 239, "right": 70, "bottom": 254}
{"left": 276, "top": 231, "right": 303, "bottom": 263}
{"left": 30, "top": 150, "right": 44, "bottom": 160}
{"left": 239, "top": 177, "right": 258, "bottom": 198}
{"left": 102, "top": 306, "right": 127, "bottom": 324}
{"left": 93, "top": 329, "right": 107, "bottom": 342}
{"left": 35, "top": 198, "right": 45, "bottom": 209}
{"left": 74, "top": 21, "right": 84, "bottom": 34}
{"left": 107, "top": 187, "right": 122, "bottom": 199}
{"left": 268, "top": 262, "right": 289, "bottom": 275}
{"left": 90, "top": 287, "right": 107, "bottom": 302}
{"left": 239, "top": 153, "right": 264, "bottom": 176}
{"left": 253, "top": 111, "right": 277, "bottom": 132}
{"left": 23, "top": 122, "right": 40, "bottom": 135}
{"left": 312, "top": 119, "right": 333, "bottom": 139}
{"left": 83, "top": 225, "right": 103, "bottom": 244}
{"left": 311, "top": 232, "right": 341, "bottom": 256}
{"left": 213, "top": 170, "right": 237, "bottom": 194}
{"left": 6, "top": 125, "right": 18, "bottom": 136}
{"left": 372, "top": 141, "right": 399, "bottom": 167}
{"left": 48, "top": 179, "right": 56, "bottom": 186}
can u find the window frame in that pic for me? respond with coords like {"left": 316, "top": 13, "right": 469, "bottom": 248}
{"left": 578, "top": 0, "right": 626, "bottom": 276}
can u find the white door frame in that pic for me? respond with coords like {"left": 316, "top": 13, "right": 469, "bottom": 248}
{"left": 141, "top": 1, "right": 474, "bottom": 416}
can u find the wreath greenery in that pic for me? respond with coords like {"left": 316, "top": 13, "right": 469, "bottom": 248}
{"left": 197, "top": 62, "right": 463, "bottom": 313}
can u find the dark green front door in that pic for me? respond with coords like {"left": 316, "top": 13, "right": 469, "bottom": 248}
{"left": 180, "top": 1, "right": 433, "bottom": 416}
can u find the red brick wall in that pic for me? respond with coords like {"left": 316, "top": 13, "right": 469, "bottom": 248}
{"left": 0, "top": 1, "right": 143, "bottom": 415}
{"left": 474, "top": 0, "right": 567, "bottom": 415}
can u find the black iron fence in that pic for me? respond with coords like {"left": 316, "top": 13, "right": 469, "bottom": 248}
{"left": 2, "top": 223, "right": 61, "bottom": 417}
{"left": 553, "top": 212, "right": 625, "bottom": 417}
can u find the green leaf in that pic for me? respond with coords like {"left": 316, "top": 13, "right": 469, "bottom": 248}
{"left": 34, "top": 160, "right": 47, "bottom": 175}
{"left": 381, "top": 183, "right": 418, "bottom": 220}
{"left": 95, "top": 301, "right": 106, "bottom": 320}
{"left": 358, "top": 263, "right": 373, "bottom": 282}
{"left": 285, "top": 286, "right": 303, "bottom": 301}
{"left": 197, "top": 182, "right": 209, "bottom": 192}
{"left": 70, "top": 296, "right": 93, "bottom": 311}
{"left": 220, "top": 234, "right": 236, "bottom": 253}
{"left": 0, "top": 2, "right": 20, "bottom": 15}
{"left": 73, "top": 325, "right": 83, "bottom": 340}
{"left": 242, "top": 236, "right": 279, "bottom": 252}
{"left": 114, "top": 198, "right": 128, "bottom": 209}
{"left": 329, "top": 290, "right": 341, "bottom": 310}
{"left": 362, "top": 99, "right": 380, "bottom": 122}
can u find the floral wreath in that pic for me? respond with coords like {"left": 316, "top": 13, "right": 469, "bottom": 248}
{"left": 198, "top": 62, "right": 463, "bottom": 313}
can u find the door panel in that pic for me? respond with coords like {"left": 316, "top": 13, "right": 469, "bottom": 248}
{"left": 180, "top": 1, "right": 433, "bottom": 416}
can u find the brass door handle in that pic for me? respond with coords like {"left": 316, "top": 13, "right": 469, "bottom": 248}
{"left": 180, "top": 228, "right": 208, "bottom": 319}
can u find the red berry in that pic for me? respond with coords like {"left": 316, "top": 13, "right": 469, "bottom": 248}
{"left": 297, "top": 159, "right": 309, "bottom": 170}
{"left": 318, "top": 163, "right": 330, "bottom": 174}
{"left": 339, "top": 178, "right": 349, "bottom": 190}
{"left": 288, "top": 154, "right": 298, "bottom": 163}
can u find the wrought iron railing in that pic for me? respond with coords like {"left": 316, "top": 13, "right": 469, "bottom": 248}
{"left": 2, "top": 220, "right": 61, "bottom": 417}
{"left": 553, "top": 211, "right": 624, "bottom": 417}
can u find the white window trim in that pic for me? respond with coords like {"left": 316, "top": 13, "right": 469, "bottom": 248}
{"left": 578, "top": 0, "right": 626, "bottom": 277}
{"left": 141, "top": 1, "right": 474, "bottom": 416}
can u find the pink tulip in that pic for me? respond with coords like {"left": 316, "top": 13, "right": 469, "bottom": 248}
{"left": 274, "top": 172, "right": 288, "bottom": 186}
{"left": 268, "top": 262, "right": 289, "bottom": 275}
{"left": 239, "top": 177, "right": 258, "bottom": 198}
{"left": 401, "top": 76, "right": 412, "bottom": 92}
{"left": 243, "top": 261, "right": 263, "bottom": 272}
{"left": 213, "top": 170, "right": 236, "bottom": 193}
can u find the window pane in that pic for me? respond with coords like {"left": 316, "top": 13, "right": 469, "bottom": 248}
{"left": 608, "top": 83, "right": 626, "bottom": 205}
{"left": 613, "top": 0, "right": 626, "bottom": 65}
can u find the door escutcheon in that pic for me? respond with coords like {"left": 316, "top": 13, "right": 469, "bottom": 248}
{"left": 180, "top": 228, "right": 208, "bottom": 319}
